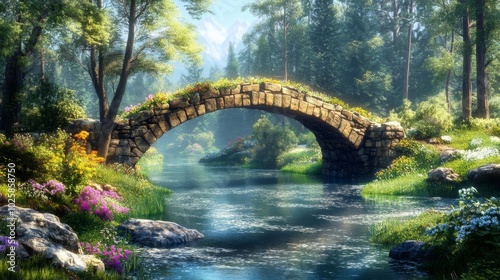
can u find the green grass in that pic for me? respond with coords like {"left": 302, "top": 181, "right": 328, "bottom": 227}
{"left": 281, "top": 161, "right": 322, "bottom": 175}
{"left": 361, "top": 173, "right": 458, "bottom": 197}
{"left": 447, "top": 128, "right": 499, "bottom": 150}
{"left": 0, "top": 254, "right": 127, "bottom": 280}
{"left": 369, "top": 210, "right": 447, "bottom": 245}
{"left": 92, "top": 165, "right": 171, "bottom": 217}
{"left": 443, "top": 155, "right": 500, "bottom": 178}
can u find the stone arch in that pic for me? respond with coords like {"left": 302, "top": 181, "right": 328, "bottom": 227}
{"left": 103, "top": 82, "right": 404, "bottom": 180}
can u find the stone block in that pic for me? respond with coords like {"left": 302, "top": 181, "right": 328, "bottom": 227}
{"left": 219, "top": 88, "right": 231, "bottom": 96}
{"left": 196, "top": 104, "right": 206, "bottom": 115}
{"left": 306, "top": 104, "right": 315, "bottom": 115}
{"left": 157, "top": 118, "right": 170, "bottom": 133}
{"left": 282, "top": 95, "right": 291, "bottom": 108}
{"left": 258, "top": 92, "right": 266, "bottom": 105}
{"left": 143, "top": 130, "right": 157, "bottom": 146}
{"left": 185, "top": 106, "right": 197, "bottom": 119}
{"left": 323, "top": 103, "right": 336, "bottom": 111}
{"left": 168, "top": 114, "right": 181, "bottom": 128}
{"left": 326, "top": 112, "right": 342, "bottom": 129}
{"left": 224, "top": 95, "right": 235, "bottom": 108}
{"left": 232, "top": 85, "right": 241, "bottom": 94}
{"left": 169, "top": 97, "right": 189, "bottom": 109}
{"left": 131, "top": 125, "right": 148, "bottom": 138}
{"left": 283, "top": 87, "right": 299, "bottom": 98}
{"left": 132, "top": 148, "right": 143, "bottom": 157}
{"left": 200, "top": 89, "right": 219, "bottom": 99}
{"left": 134, "top": 110, "right": 154, "bottom": 123}
{"left": 234, "top": 94, "right": 243, "bottom": 106}
{"left": 306, "top": 96, "right": 323, "bottom": 107}
{"left": 216, "top": 97, "right": 225, "bottom": 109}
{"left": 115, "top": 146, "right": 131, "bottom": 157}
{"left": 205, "top": 99, "right": 217, "bottom": 112}
{"left": 273, "top": 94, "right": 283, "bottom": 107}
{"left": 342, "top": 110, "right": 353, "bottom": 121}
{"left": 242, "top": 96, "right": 251, "bottom": 106}
{"left": 320, "top": 108, "right": 329, "bottom": 121}
{"left": 262, "top": 82, "right": 282, "bottom": 92}
{"left": 148, "top": 123, "right": 163, "bottom": 139}
{"left": 265, "top": 93, "right": 274, "bottom": 106}
{"left": 290, "top": 98, "right": 300, "bottom": 111}
{"left": 242, "top": 83, "right": 260, "bottom": 92}
{"left": 135, "top": 137, "right": 150, "bottom": 153}
{"left": 176, "top": 110, "right": 188, "bottom": 123}
{"left": 313, "top": 107, "right": 321, "bottom": 118}
{"left": 251, "top": 91, "right": 259, "bottom": 105}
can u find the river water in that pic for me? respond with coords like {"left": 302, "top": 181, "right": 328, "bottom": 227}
{"left": 140, "top": 156, "right": 451, "bottom": 280}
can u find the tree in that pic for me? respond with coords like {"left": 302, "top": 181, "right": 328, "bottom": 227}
{"left": 78, "top": 0, "right": 211, "bottom": 159}
{"left": 475, "top": 0, "right": 488, "bottom": 118}
{"left": 225, "top": 42, "right": 239, "bottom": 79}
{"left": 181, "top": 61, "right": 204, "bottom": 86}
{"left": 244, "top": 0, "right": 303, "bottom": 81}
{"left": 461, "top": 0, "right": 473, "bottom": 120}
{"left": 309, "top": 0, "right": 341, "bottom": 93}
{"left": 0, "top": 0, "right": 101, "bottom": 136}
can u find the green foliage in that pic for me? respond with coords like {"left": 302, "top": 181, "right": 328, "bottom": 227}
{"left": 250, "top": 115, "right": 298, "bottom": 169}
{"left": 375, "top": 139, "right": 440, "bottom": 180}
{"left": 412, "top": 96, "right": 454, "bottom": 139}
{"left": 281, "top": 161, "right": 322, "bottom": 175}
{"left": 387, "top": 99, "right": 415, "bottom": 129}
{"left": 137, "top": 147, "right": 164, "bottom": 166}
{"left": 22, "top": 81, "right": 86, "bottom": 132}
{"left": 369, "top": 211, "right": 447, "bottom": 245}
{"left": 425, "top": 188, "right": 500, "bottom": 277}
{"left": 277, "top": 147, "right": 320, "bottom": 169}
{"left": 225, "top": 42, "right": 239, "bottom": 79}
{"left": 362, "top": 173, "right": 457, "bottom": 197}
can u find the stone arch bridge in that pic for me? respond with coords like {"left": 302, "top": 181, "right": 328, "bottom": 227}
{"left": 72, "top": 82, "right": 405, "bottom": 180}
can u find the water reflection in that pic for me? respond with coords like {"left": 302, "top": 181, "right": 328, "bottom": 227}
{"left": 140, "top": 157, "right": 447, "bottom": 279}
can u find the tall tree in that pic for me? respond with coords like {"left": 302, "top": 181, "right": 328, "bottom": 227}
{"left": 244, "top": 0, "right": 303, "bottom": 81}
{"left": 181, "top": 61, "right": 204, "bottom": 86}
{"left": 309, "top": 0, "right": 341, "bottom": 93}
{"left": 461, "top": 0, "right": 473, "bottom": 120}
{"left": 78, "top": 0, "right": 211, "bottom": 159}
{"left": 0, "top": 0, "right": 101, "bottom": 136}
{"left": 225, "top": 42, "right": 239, "bottom": 79}
{"left": 475, "top": 0, "right": 489, "bottom": 118}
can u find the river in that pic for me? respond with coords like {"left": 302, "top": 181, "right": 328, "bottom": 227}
{"left": 140, "top": 156, "right": 451, "bottom": 279}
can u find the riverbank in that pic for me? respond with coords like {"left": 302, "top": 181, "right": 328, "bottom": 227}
{"left": 364, "top": 126, "right": 500, "bottom": 278}
{"left": 0, "top": 131, "right": 172, "bottom": 278}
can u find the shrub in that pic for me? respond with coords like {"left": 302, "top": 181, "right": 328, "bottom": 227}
{"left": 22, "top": 179, "right": 66, "bottom": 199}
{"left": 74, "top": 186, "right": 129, "bottom": 221}
{"left": 250, "top": 115, "right": 298, "bottom": 168}
{"left": 80, "top": 241, "right": 131, "bottom": 273}
{"left": 21, "top": 80, "right": 86, "bottom": 132}
{"left": 412, "top": 96, "right": 453, "bottom": 139}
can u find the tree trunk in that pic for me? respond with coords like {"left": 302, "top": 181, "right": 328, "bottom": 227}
{"left": 283, "top": 5, "right": 288, "bottom": 82}
{"left": 476, "top": 0, "right": 489, "bottom": 119}
{"left": 445, "top": 31, "right": 454, "bottom": 112}
{"left": 97, "top": 0, "right": 137, "bottom": 160}
{"left": 0, "top": 54, "right": 24, "bottom": 137}
{"left": 403, "top": 0, "right": 413, "bottom": 101}
{"left": 461, "top": 0, "right": 472, "bottom": 120}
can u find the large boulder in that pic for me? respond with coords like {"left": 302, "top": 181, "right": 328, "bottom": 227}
{"left": 389, "top": 240, "right": 435, "bottom": 262}
{"left": 428, "top": 167, "right": 460, "bottom": 183}
{"left": 468, "top": 164, "right": 500, "bottom": 185}
{"left": 0, "top": 206, "right": 104, "bottom": 272}
{"left": 118, "top": 218, "right": 204, "bottom": 247}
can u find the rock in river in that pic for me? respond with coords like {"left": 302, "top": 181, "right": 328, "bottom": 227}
{"left": 118, "top": 218, "right": 204, "bottom": 247}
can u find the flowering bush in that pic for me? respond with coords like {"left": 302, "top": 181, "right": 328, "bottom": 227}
{"left": 62, "top": 131, "right": 104, "bottom": 194}
{"left": 23, "top": 179, "right": 66, "bottom": 199}
{"left": 80, "top": 241, "right": 131, "bottom": 273}
{"left": 427, "top": 187, "right": 500, "bottom": 245}
{"left": 74, "top": 186, "right": 129, "bottom": 221}
{"left": 375, "top": 155, "right": 417, "bottom": 180}
{"left": 458, "top": 147, "right": 500, "bottom": 161}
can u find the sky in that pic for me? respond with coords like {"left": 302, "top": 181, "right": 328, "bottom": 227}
{"left": 173, "top": 0, "right": 257, "bottom": 79}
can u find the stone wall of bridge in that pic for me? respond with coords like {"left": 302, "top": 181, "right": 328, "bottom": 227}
{"left": 69, "top": 82, "right": 405, "bottom": 180}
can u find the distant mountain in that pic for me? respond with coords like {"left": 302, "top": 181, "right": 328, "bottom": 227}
{"left": 196, "top": 16, "right": 252, "bottom": 70}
